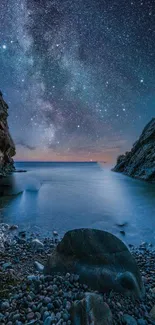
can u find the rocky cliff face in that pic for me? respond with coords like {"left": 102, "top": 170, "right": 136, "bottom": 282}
{"left": 0, "top": 91, "right": 15, "bottom": 177}
{"left": 113, "top": 118, "right": 155, "bottom": 182}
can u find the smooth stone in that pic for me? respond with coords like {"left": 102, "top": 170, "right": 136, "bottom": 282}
{"left": 43, "top": 311, "right": 50, "bottom": 321}
{"left": 27, "top": 312, "right": 35, "bottom": 321}
{"left": 66, "top": 301, "right": 71, "bottom": 311}
{"left": 71, "top": 292, "right": 113, "bottom": 325}
{"left": 27, "top": 275, "right": 39, "bottom": 282}
{"left": 2, "top": 262, "right": 12, "bottom": 269}
{"left": 1, "top": 301, "right": 10, "bottom": 310}
{"left": 137, "top": 320, "right": 147, "bottom": 325}
{"left": 44, "top": 228, "right": 145, "bottom": 298}
{"left": 35, "top": 312, "right": 41, "bottom": 320}
{"left": 43, "top": 297, "right": 51, "bottom": 305}
{"left": 62, "top": 313, "right": 70, "bottom": 321}
{"left": 47, "top": 303, "right": 54, "bottom": 311}
{"left": 31, "top": 239, "right": 44, "bottom": 251}
{"left": 34, "top": 261, "right": 44, "bottom": 272}
{"left": 122, "top": 314, "right": 138, "bottom": 325}
{"left": 43, "top": 314, "right": 55, "bottom": 325}
{"left": 12, "top": 314, "right": 20, "bottom": 321}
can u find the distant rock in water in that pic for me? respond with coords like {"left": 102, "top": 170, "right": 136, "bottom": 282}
{"left": 0, "top": 91, "right": 15, "bottom": 178}
{"left": 113, "top": 118, "right": 155, "bottom": 182}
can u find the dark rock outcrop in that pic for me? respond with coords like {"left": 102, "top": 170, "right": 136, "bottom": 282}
{"left": 0, "top": 91, "right": 15, "bottom": 177}
{"left": 71, "top": 293, "right": 113, "bottom": 325}
{"left": 44, "top": 228, "right": 145, "bottom": 298}
{"left": 113, "top": 118, "right": 155, "bottom": 182}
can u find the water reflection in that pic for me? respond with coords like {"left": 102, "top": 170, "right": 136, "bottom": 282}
{"left": 0, "top": 162, "right": 155, "bottom": 245}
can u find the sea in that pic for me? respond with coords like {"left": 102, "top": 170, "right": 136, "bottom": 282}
{"left": 0, "top": 161, "right": 155, "bottom": 245}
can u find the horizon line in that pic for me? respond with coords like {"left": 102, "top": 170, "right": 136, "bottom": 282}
{"left": 14, "top": 160, "right": 107, "bottom": 163}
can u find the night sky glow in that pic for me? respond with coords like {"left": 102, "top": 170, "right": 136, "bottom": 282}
{"left": 0, "top": 0, "right": 155, "bottom": 162}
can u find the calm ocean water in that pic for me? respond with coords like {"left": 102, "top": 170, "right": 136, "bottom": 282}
{"left": 0, "top": 162, "right": 155, "bottom": 245}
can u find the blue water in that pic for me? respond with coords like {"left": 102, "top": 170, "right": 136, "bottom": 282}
{"left": 0, "top": 162, "right": 155, "bottom": 245}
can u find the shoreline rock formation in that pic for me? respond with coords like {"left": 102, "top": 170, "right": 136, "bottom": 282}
{"left": 0, "top": 91, "right": 15, "bottom": 178}
{"left": 113, "top": 118, "right": 155, "bottom": 182}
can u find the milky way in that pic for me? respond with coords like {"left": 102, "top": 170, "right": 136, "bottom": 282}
{"left": 0, "top": 0, "right": 155, "bottom": 162}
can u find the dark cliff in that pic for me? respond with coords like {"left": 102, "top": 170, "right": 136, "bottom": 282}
{"left": 113, "top": 118, "right": 155, "bottom": 182}
{"left": 0, "top": 91, "right": 15, "bottom": 177}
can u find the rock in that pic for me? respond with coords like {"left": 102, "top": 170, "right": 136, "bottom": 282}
{"left": 137, "top": 319, "right": 147, "bottom": 325}
{"left": 34, "top": 261, "right": 44, "bottom": 272}
{"left": 120, "top": 230, "right": 126, "bottom": 235}
{"left": 113, "top": 118, "right": 155, "bottom": 182}
{"left": 2, "top": 262, "right": 12, "bottom": 269}
{"left": 27, "top": 312, "right": 35, "bottom": 321}
{"left": 44, "top": 228, "right": 145, "bottom": 298}
{"left": 31, "top": 239, "right": 44, "bottom": 251}
{"left": 122, "top": 314, "right": 137, "bottom": 325}
{"left": 150, "top": 305, "right": 155, "bottom": 320}
{"left": 9, "top": 225, "right": 18, "bottom": 231}
{"left": 116, "top": 222, "right": 128, "bottom": 227}
{"left": 1, "top": 301, "right": 10, "bottom": 310}
{"left": 17, "top": 237, "right": 26, "bottom": 244}
{"left": 71, "top": 292, "right": 112, "bottom": 325}
{"left": 44, "top": 314, "right": 55, "bottom": 325}
{"left": 0, "top": 92, "right": 15, "bottom": 179}
{"left": 27, "top": 275, "right": 39, "bottom": 282}
{"left": 12, "top": 314, "right": 20, "bottom": 321}
{"left": 18, "top": 231, "right": 26, "bottom": 238}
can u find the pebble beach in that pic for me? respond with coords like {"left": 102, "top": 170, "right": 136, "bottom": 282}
{"left": 0, "top": 224, "right": 155, "bottom": 325}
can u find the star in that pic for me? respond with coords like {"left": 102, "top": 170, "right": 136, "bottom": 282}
{"left": 0, "top": 0, "right": 154, "bottom": 162}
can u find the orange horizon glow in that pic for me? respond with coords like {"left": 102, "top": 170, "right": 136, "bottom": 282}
{"left": 14, "top": 144, "right": 122, "bottom": 164}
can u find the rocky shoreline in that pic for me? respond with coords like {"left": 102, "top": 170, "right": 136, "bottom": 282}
{"left": 0, "top": 92, "right": 15, "bottom": 179}
{"left": 113, "top": 118, "right": 155, "bottom": 183}
{"left": 0, "top": 224, "right": 155, "bottom": 325}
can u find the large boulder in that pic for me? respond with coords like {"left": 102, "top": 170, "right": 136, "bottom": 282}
{"left": 113, "top": 118, "right": 155, "bottom": 182}
{"left": 71, "top": 293, "right": 113, "bottom": 325}
{"left": 44, "top": 228, "right": 145, "bottom": 298}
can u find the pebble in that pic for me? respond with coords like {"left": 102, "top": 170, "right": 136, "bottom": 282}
{"left": 2, "top": 262, "right": 12, "bottom": 269}
{"left": 66, "top": 301, "right": 72, "bottom": 311}
{"left": 34, "top": 261, "right": 44, "bottom": 272}
{"left": 1, "top": 301, "right": 10, "bottom": 310}
{"left": 12, "top": 314, "right": 20, "bottom": 321}
{"left": 122, "top": 314, "right": 138, "bottom": 325}
{"left": 27, "top": 312, "right": 35, "bottom": 321}
{"left": 137, "top": 319, "right": 147, "bottom": 325}
{"left": 31, "top": 239, "right": 44, "bottom": 251}
{"left": 43, "top": 314, "right": 55, "bottom": 325}
{"left": 1, "top": 228, "right": 155, "bottom": 325}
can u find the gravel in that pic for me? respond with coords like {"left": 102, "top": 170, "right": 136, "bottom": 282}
{"left": 0, "top": 225, "right": 155, "bottom": 325}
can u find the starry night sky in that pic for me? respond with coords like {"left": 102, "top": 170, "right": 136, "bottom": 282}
{"left": 0, "top": 0, "right": 155, "bottom": 162}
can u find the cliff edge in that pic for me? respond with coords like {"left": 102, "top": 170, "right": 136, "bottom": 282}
{"left": 113, "top": 118, "right": 155, "bottom": 182}
{"left": 0, "top": 91, "right": 15, "bottom": 177}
